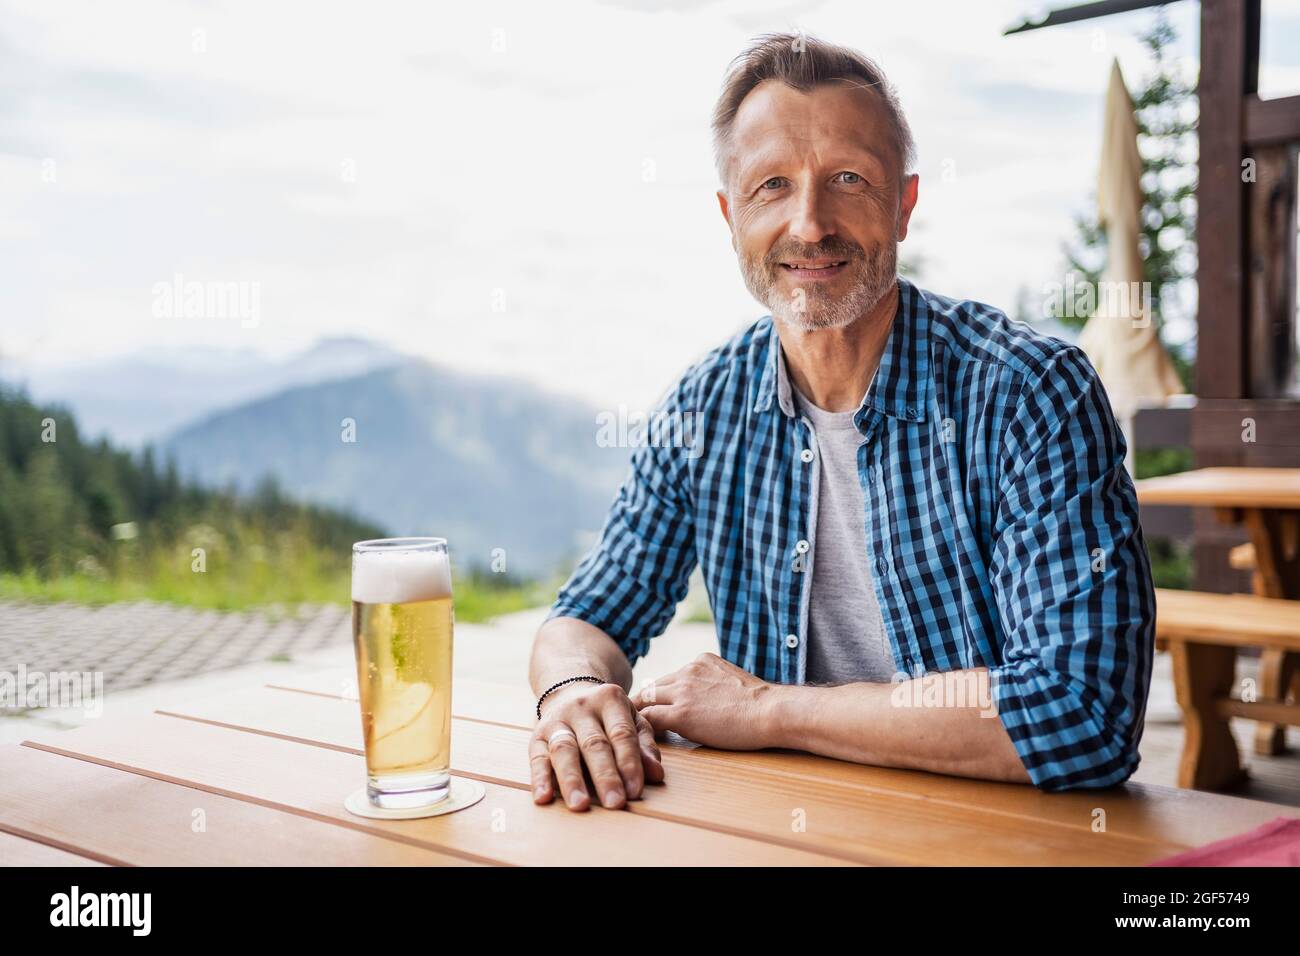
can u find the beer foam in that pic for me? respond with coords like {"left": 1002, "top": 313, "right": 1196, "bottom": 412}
{"left": 352, "top": 548, "right": 452, "bottom": 604}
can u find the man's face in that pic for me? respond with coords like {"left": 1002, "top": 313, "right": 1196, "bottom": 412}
{"left": 718, "top": 80, "right": 918, "bottom": 332}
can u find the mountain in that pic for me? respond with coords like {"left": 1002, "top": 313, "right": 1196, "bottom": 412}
{"left": 7, "top": 337, "right": 402, "bottom": 447}
{"left": 162, "top": 361, "right": 632, "bottom": 576}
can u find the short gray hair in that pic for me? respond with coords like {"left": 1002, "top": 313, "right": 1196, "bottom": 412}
{"left": 710, "top": 32, "right": 916, "bottom": 189}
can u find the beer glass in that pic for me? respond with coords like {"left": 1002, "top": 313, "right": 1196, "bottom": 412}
{"left": 351, "top": 537, "right": 454, "bottom": 810}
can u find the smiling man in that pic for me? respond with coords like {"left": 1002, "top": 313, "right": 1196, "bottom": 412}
{"left": 527, "top": 33, "right": 1155, "bottom": 811}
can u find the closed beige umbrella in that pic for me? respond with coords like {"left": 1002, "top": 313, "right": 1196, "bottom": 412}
{"left": 1077, "top": 59, "right": 1184, "bottom": 471}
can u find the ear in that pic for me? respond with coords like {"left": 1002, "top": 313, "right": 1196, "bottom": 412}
{"left": 896, "top": 174, "right": 919, "bottom": 242}
{"left": 716, "top": 190, "right": 736, "bottom": 248}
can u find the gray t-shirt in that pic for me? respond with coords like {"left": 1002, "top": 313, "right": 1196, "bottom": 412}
{"left": 792, "top": 383, "right": 896, "bottom": 685}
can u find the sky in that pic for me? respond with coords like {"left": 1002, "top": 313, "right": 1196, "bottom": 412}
{"left": 3, "top": 0, "right": 1300, "bottom": 414}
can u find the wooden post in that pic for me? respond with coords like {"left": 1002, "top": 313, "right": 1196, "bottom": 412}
{"left": 1193, "top": 0, "right": 1254, "bottom": 402}
{"left": 1244, "top": 145, "right": 1298, "bottom": 399}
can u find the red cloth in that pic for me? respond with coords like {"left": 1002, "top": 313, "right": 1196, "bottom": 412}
{"left": 1149, "top": 817, "right": 1300, "bottom": 867}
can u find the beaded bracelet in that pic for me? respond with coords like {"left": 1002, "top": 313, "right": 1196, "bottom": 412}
{"left": 536, "top": 675, "right": 604, "bottom": 720}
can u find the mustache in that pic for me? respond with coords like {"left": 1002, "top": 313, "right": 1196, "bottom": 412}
{"left": 763, "top": 237, "right": 865, "bottom": 268}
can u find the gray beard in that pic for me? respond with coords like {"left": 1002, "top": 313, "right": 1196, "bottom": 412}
{"left": 741, "top": 240, "right": 898, "bottom": 332}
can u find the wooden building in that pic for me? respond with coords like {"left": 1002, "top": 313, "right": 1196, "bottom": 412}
{"left": 1009, "top": 0, "right": 1300, "bottom": 594}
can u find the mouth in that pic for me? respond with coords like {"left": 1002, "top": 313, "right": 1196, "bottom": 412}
{"left": 778, "top": 259, "right": 849, "bottom": 280}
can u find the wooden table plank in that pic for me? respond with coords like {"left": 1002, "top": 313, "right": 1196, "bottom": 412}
{"left": 22, "top": 716, "right": 850, "bottom": 867}
{"left": 1135, "top": 467, "right": 1300, "bottom": 509}
{"left": 0, "top": 744, "right": 474, "bottom": 867}
{"left": 0, "top": 829, "right": 106, "bottom": 867}
{"left": 157, "top": 686, "right": 1220, "bottom": 865}
{"left": 263, "top": 675, "right": 1300, "bottom": 851}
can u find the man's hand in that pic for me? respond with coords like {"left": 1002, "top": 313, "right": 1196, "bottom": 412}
{"left": 631, "top": 652, "right": 777, "bottom": 750}
{"left": 530, "top": 681, "right": 664, "bottom": 812}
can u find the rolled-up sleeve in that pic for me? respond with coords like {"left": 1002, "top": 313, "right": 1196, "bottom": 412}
{"left": 987, "top": 346, "right": 1156, "bottom": 791}
{"left": 546, "top": 387, "right": 698, "bottom": 666}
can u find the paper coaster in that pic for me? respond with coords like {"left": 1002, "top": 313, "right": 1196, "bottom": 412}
{"left": 344, "top": 776, "right": 485, "bottom": 820}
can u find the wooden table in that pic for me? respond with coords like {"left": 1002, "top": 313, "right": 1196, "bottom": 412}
{"left": 2, "top": 670, "right": 1297, "bottom": 866}
{"left": 1136, "top": 467, "right": 1300, "bottom": 753}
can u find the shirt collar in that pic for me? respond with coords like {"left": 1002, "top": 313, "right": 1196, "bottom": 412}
{"left": 752, "top": 275, "right": 931, "bottom": 425}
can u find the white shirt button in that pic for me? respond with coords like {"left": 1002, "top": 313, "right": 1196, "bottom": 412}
{"left": 800, "top": 448, "right": 814, "bottom": 463}
{"left": 795, "top": 539, "right": 810, "bottom": 554}
{"left": 785, "top": 633, "right": 799, "bottom": 649}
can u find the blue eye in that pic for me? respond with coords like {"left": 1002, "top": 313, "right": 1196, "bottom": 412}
{"left": 762, "top": 177, "right": 785, "bottom": 189}
{"left": 839, "top": 171, "right": 862, "bottom": 184}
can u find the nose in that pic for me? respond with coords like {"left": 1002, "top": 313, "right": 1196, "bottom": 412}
{"left": 787, "top": 181, "right": 834, "bottom": 245}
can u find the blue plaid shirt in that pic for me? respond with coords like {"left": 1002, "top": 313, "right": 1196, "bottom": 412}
{"left": 549, "top": 276, "right": 1155, "bottom": 791}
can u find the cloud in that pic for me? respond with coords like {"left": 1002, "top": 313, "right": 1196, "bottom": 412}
{"left": 3, "top": 0, "right": 1295, "bottom": 413}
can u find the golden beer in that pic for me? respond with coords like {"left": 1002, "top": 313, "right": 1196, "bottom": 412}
{"left": 351, "top": 538, "right": 454, "bottom": 810}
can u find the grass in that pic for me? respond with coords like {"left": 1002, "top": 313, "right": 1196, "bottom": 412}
{"left": 1134, "top": 447, "right": 1194, "bottom": 590}
{"left": 0, "top": 565, "right": 349, "bottom": 612}
{"left": 0, "top": 558, "right": 557, "bottom": 624}
{"left": 1147, "top": 538, "right": 1193, "bottom": 590}
{"left": 451, "top": 572, "right": 562, "bottom": 623}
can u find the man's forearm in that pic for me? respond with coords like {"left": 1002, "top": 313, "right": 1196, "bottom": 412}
{"left": 529, "top": 616, "right": 635, "bottom": 697}
{"left": 763, "top": 668, "right": 1031, "bottom": 784}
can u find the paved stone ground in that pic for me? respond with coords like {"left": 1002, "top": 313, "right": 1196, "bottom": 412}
{"left": 0, "top": 600, "right": 350, "bottom": 710}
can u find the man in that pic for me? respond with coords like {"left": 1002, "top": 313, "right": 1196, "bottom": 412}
{"left": 528, "top": 33, "right": 1155, "bottom": 811}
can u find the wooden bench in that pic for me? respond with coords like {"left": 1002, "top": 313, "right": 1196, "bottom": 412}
{"left": 1154, "top": 588, "right": 1300, "bottom": 790}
